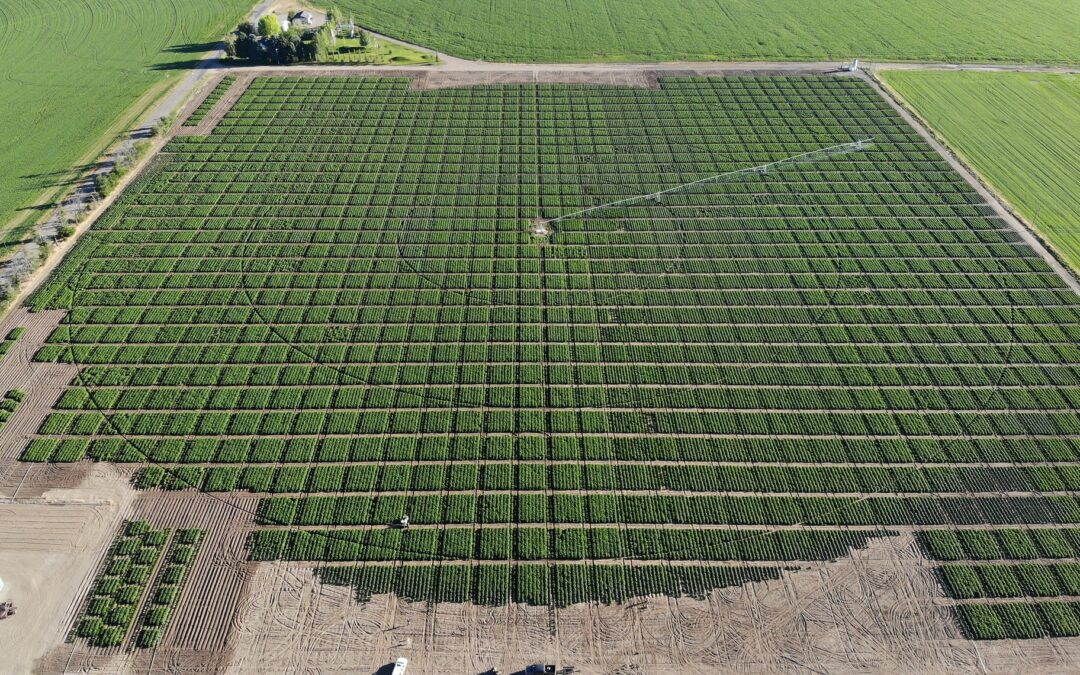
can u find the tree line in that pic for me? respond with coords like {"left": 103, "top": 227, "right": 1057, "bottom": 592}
{"left": 224, "top": 8, "right": 367, "bottom": 65}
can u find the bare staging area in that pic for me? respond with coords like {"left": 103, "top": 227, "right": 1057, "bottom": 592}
{"left": 15, "top": 522, "right": 1080, "bottom": 673}
{"left": 223, "top": 534, "right": 1080, "bottom": 673}
{"left": 0, "top": 466, "right": 136, "bottom": 674}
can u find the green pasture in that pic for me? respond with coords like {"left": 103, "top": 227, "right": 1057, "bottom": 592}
{"left": 0, "top": 0, "right": 251, "bottom": 255}
{"left": 322, "top": 35, "right": 435, "bottom": 65}
{"left": 882, "top": 71, "right": 1080, "bottom": 273}
{"left": 336, "top": 0, "right": 1080, "bottom": 64}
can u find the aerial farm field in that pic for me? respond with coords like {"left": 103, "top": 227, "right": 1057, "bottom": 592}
{"left": 0, "top": 67, "right": 1079, "bottom": 672}
{"left": 881, "top": 71, "right": 1080, "bottom": 274}
{"left": 333, "top": 0, "right": 1080, "bottom": 64}
{"left": 0, "top": 2, "right": 1078, "bottom": 672}
{"left": 0, "top": 0, "right": 252, "bottom": 253}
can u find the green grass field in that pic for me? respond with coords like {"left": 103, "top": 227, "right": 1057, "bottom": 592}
{"left": 336, "top": 0, "right": 1080, "bottom": 64}
{"left": 20, "top": 76, "right": 1080, "bottom": 624}
{"left": 0, "top": 0, "right": 251, "bottom": 253}
{"left": 322, "top": 36, "right": 436, "bottom": 65}
{"left": 882, "top": 71, "right": 1080, "bottom": 274}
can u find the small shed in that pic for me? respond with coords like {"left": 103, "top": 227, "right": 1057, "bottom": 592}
{"left": 293, "top": 11, "right": 314, "bottom": 25}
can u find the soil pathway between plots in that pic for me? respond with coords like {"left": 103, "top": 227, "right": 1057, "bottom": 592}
{"left": 0, "top": 308, "right": 75, "bottom": 465}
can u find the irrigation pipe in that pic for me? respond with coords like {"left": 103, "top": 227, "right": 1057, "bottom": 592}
{"left": 538, "top": 138, "right": 874, "bottom": 228}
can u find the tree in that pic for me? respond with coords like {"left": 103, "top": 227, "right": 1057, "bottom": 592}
{"left": 313, "top": 25, "right": 335, "bottom": 61}
{"left": 258, "top": 14, "right": 282, "bottom": 37}
{"left": 223, "top": 36, "right": 238, "bottom": 58}
{"left": 151, "top": 112, "right": 175, "bottom": 137}
{"left": 267, "top": 32, "right": 303, "bottom": 64}
{"left": 358, "top": 29, "right": 369, "bottom": 48}
{"left": 298, "top": 37, "right": 318, "bottom": 62}
{"left": 236, "top": 21, "right": 256, "bottom": 35}
{"left": 234, "top": 32, "right": 263, "bottom": 60}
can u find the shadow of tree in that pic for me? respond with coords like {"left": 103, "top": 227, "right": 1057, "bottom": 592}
{"left": 150, "top": 58, "right": 217, "bottom": 71}
{"left": 164, "top": 41, "right": 223, "bottom": 54}
{"left": 20, "top": 161, "right": 110, "bottom": 183}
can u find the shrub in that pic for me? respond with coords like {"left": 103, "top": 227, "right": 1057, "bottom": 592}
{"left": 136, "top": 627, "right": 163, "bottom": 648}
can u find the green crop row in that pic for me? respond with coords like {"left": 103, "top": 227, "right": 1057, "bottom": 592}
{"left": 33, "top": 287, "right": 1080, "bottom": 314}
{"left": 247, "top": 526, "right": 886, "bottom": 563}
{"left": 0, "top": 327, "right": 24, "bottom": 360}
{"left": 315, "top": 562, "right": 783, "bottom": 608}
{"left": 36, "top": 340, "right": 1080, "bottom": 371}
{"left": 69, "top": 238, "right": 1040, "bottom": 270}
{"left": 67, "top": 233, "right": 1028, "bottom": 262}
{"left": 67, "top": 362, "right": 1080, "bottom": 391}
{"left": 183, "top": 77, "right": 237, "bottom": 127}
{"left": 0, "top": 389, "right": 25, "bottom": 431}
{"left": 133, "top": 528, "right": 204, "bottom": 648}
{"left": 133, "top": 187, "right": 985, "bottom": 208}
{"left": 919, "top": 528, "right": 1080, "bottom": 561}
{"left": 255, "top": 494, "right": 1080, "bottom": 528}
{"left": 23, "top": 432, "right": 1080, "bottom": 467}
{"left": 958, "top": 601, "right": 1080, "bottom": 640}
{"left": 52, "top": 383, "right": 1080, "bottom": 412}
{"left": 66, "top": 202, "right": 1001, "bottom": 223}
{"left": 940, "top": 562, "right": 1080, "bottom": 599}
{"left": 71, "top": 521, "right": 169, "bottom": 648}
{"left": 126, "top": 461, "right": 1080, "bottom": 496}
{"left": 50, "top": 324, "right": 1080, "bottom": 356}
{"left": 53, "top": 268, "right": 1071, "bottom": 292}
{"left": 32, "top": 409, "right": 1080, "bottom": 439}
{"left": 70, "top": 245, "right": 1049, "bottom": 275}
{"left": 63, "top": 223, "right": 1035, "bottom": 250}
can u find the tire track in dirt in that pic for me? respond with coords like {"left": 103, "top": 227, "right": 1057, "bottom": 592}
{"left": 0, "top": 308, "right": 76, "bottom": 463}
{"left": 127, "top": 490, "right": 259, "bottom": 652}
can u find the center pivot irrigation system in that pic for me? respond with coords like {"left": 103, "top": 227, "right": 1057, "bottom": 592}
{"left": 530, "top": 137, "right": 874, "bottom": 235}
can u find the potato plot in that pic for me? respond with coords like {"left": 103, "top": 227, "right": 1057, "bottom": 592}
{"left": 22, "top": 76, "right": 1080, "bottom": 621}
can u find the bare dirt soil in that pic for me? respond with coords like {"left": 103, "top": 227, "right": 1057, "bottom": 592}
{"left": 19, "top": 527, "right": 1080, "bottom": 673}
{"left": 0, "top": 465, "right": 136, "bottom": 674}
{"left": 35, "top": 489, "right": 260, "bottom": 674}
{"left": 223, "top": 533, "right": 1080, "bottom": 674}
